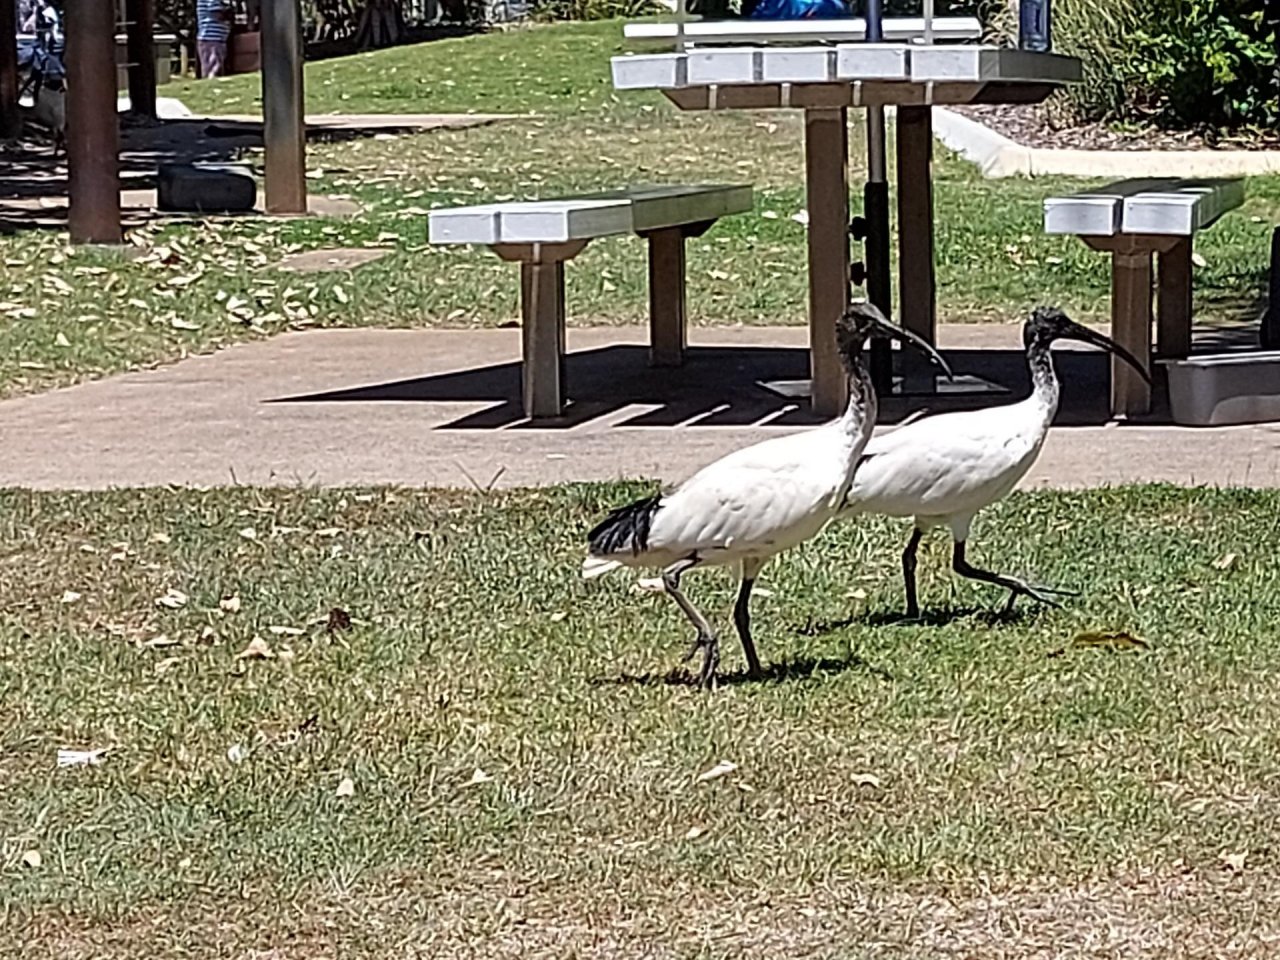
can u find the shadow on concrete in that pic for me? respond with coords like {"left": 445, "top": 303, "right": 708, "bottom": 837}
{"left": 271, "top": 340, "right": 1198, "bottom": 429}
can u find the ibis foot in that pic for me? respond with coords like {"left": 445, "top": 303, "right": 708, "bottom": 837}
{"left": 953, "top": 541, "right": 1077, "bottom": 617}
{"left": 682, "top": 631, "right": 721, "bottom": 690}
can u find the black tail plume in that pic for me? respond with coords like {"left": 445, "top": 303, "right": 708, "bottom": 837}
{"left": 587, "top": 495, "right": 662, "bottom": 557}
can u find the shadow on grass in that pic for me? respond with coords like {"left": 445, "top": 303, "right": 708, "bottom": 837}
{"left": 591, "top": 654, "right": 893, "bottom": 689}
{"left": 794, "top": 603, "right": 1048, "bottom": 636}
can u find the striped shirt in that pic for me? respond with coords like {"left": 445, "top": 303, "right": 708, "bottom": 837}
{"left": 196, "top": 0, "right": 232, "bottom": 42}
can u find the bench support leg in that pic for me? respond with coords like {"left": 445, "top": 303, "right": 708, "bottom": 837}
{"left": 804, "top": 106, "right": 850, "bottom": 417}
{"left": 1157, "top": 236, "right": 1193, "bottom": 359}
{"left": 493, "top": 240, "right": 587, "bottom": 420}
{"left": 644, "top": 226, "right": 688, "bottom": 368}
{"left": 1110, "top": 249, "right": 1154, "bottom": 417}
{"left": 1084, "top": 234, "right": 1181, "bottom": 419}
{"left": 520, "top": 260, "right": 567, "bottom": 419}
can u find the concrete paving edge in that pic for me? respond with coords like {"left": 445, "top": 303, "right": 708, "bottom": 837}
{"left": 930, "top": 107, "right": 1280, "bottom": 179}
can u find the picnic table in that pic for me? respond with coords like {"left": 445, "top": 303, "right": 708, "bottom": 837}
{"left": 612, "top": 20, "right": 1082, "bottom": 415}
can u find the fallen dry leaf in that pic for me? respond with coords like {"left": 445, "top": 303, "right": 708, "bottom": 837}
{"left": 1049, "top": 630, "right": 1151, "bottom": 657}
{"left": 237, "top": 636, "right": 275, "bottom": 660}
{"left": 684, "top": 824, "right": 708, "bottom": 841}
{"left": 1222, "top": 851, "right": 1248, "bottom": 871}
{"left": 226, "top": 743, "right": 247, "bottom": 764}
{"left": 1213, "top": 553, "right": 1238, "bottom": 570}
{"left": 154, "top": 588, "right": 188, "bottom": 610}
{"left": 696, "top": 760, "right": 739, "bottom": 784}
{"left": 57, "top": 747, "right": 110, "bottom": 767}
{"left": 219, "top": 595, "right": 242, "bottom": 614}
{"left": 852, "top": 773, "right": 882, "bottom": 788}
{"left": 466, "top": 768, "right": 492, "bottom": 787}
{"left": 20, "top": 850, "right": 41, "bottom": 869}
{"left": 335, "top": 776, "right": 355, "bottom": 798}
{"left": 267, "top": 625, "right": 304, "bottom": 636}
{"left": 59, "top": 590, "right": 82, "bottom": 604}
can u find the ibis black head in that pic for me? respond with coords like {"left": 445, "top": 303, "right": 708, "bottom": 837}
{"left": 836, "top": 302, "right": 954, "bottom": 380}
{"left": 1024, "top": 306, "right": 1152, "bottom": 384}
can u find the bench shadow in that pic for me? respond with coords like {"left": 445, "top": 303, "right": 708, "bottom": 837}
{"left": 266, "top": 340, "right": 1197, "bottom": 429}
{"left": 590, "top": 653, "right": 892, "bottom": 688}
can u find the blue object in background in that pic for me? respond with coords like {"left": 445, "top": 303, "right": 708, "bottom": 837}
{"left": 1018, "top": 0, "right": 1052, "bottom": 52}
{"left": 748, "top": 0, "right": 849, "bottom": 20}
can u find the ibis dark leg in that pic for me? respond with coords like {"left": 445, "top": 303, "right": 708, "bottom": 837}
{"left": 662, "top": 558, "right": 720, "bottom": 689}
{"left": 951, "top": 541, "right": 1077, "bottom": 615}
{"left": 902, "top": 527, "right": 924, "bottom": 619}
{"left": 733, "top": 559, "right": 766, "bottom": 680}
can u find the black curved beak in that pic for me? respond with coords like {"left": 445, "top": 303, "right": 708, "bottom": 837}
{"left": 866, "top": 313, "right": 955, "bottom": 382}
{"left": 1062, "top": 319, "right": 1152, "bottom": 385}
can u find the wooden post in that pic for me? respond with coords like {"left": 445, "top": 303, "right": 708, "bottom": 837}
{"left": 644, "top": 227, "right": 688, "bottom": 368}
{"left": 1109, "top": 249, "right": 1153, "bottom": 416}
{"left": 66, "top": 0, "right": 122, "bottom": 244}
{"left": 895, "top": 105, "right": 936, "bottom": 386}
{"left": 124, "top": 0, "right": 157, "bottom": 119}
{"left": 0, "top": 0, "right": 18, "bottom": 139}
{"left": 1156, "top": 236, "right": 1192, "bottom": 359}
{"left": 493, "top": 241, "right": 588, "bottom": 420}
{"left": 521, "top": 260, "right": 568, "bottom": 419}
{"left": 1085, "top": 234, "right": 1179, "bottom": 417}
{"left": 261, "top": 0, "right": 307, "bottom": 213}
{"left": 803, "top": 107, "right": 850, "bottom": 417}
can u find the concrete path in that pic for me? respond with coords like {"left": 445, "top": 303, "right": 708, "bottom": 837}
{"left": 1, "top": 324, "right": 1277, "bottom": 491}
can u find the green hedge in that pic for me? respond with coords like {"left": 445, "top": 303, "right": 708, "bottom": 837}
{"left": 987, "top": 0, "right": 1279, "bottom": 132}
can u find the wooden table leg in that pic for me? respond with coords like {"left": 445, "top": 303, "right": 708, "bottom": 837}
{"left": 643, "top": 226, "right": 688, "bottom": 368}
{"left": 494, "top": 240, "right": 587, "bottom": 420}
{"left": 1157, "top": 236, "right": 1192, "bottom": 359}
{"left": 1110, "top": 248, "right": 1154, "bottom": 417}
{"left": 895, "top": 105, "right": 937, "bottom": 389}
{"left": 803, "top": 107, "right": 850, "bottom": 417}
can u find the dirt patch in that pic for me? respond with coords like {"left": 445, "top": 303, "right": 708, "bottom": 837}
{"left": 276, "top": 248, "right": 389, "bottom": 273}
{"left": 953, "top": 104, "right": 1280, "bottom": 153}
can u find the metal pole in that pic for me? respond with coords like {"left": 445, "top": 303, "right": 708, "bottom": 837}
{"left": 923, "top": 0, "right": 934, "bottom": 44}
{"left": 862, "top": 0, "right": 891, "bottom": 391}
{"left": 125, "top": 0, "right": 157, "bottom": 119}
{"left": 864, "top": 0, "right": 882, "bottom": 41}
{"left": 864, "top": 108, "right": 892, "bottom": 393}
{"left": 66, "top": 0, "right": 122, "bottom": 244}
{"left": 674, "top": 0, "right": 686, "bottom": 54}
{"left": 262, "top": 0, "right": 307, "bottom": 213}
{"left": 0, "top": 0, "right": 18, "bottom": 139}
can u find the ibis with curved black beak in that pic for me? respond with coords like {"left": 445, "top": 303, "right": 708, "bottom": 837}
{"left": 841, "top": 306, "right": 1152, "bottom": 618}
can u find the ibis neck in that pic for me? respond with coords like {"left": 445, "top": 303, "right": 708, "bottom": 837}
{"left": 833, "top": 356, "right": 878, "bottom": 499}
{"left": 1025, "top": 338, "right": 1060, "bottom": 420}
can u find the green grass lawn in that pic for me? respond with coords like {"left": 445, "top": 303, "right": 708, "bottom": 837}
{"left": 0, "top": 20, "right": 1275, "bottom": 399}
{"left": 3, "top": 483, "right": 1280, "bottom": 956}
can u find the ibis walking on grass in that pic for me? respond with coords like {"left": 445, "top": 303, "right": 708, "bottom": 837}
{"left": 840, "top": 306, "right": 1151, "bottom": 619}
{"left": 582, "top": 303, "right": 952, "bottom": 688}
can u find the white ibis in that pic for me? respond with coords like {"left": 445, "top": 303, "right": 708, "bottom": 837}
{"left": 841, "top": 306, "right": 1152, "bottom": 618}
{"left": 582, "top": 303, "right": 953, "bottom": 688}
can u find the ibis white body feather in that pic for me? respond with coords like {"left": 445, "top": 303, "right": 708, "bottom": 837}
{"left": 844, "top": 389, "right": 1056, "bottom": 540}
{"left": 601, "top": 421, "right": 865, "bottom": 572}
